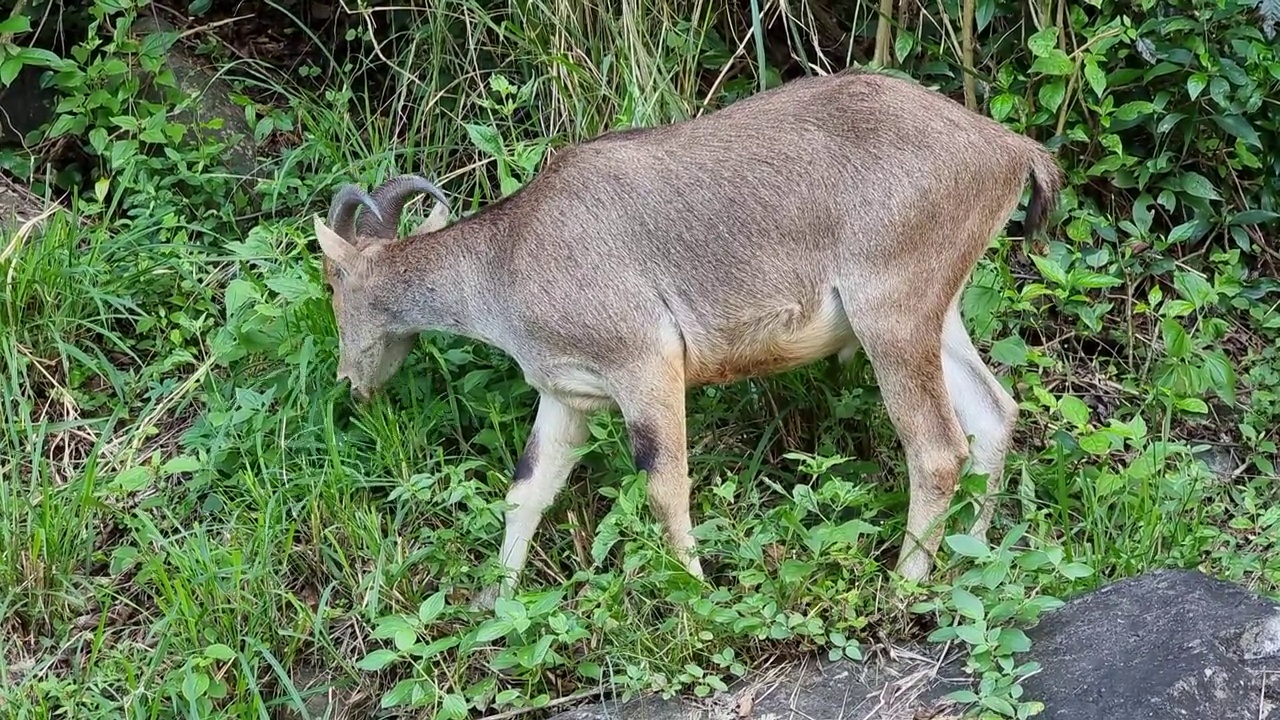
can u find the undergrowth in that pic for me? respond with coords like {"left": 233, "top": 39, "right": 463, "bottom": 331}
{"left": 1, "top": 0, "right": 1278, "bottom": 718}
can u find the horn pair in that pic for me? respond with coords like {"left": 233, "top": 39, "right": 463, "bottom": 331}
{"left": 326, "top": 175, "right": 451, "bottom": 241}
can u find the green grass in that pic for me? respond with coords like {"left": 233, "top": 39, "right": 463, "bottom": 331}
{"left": 3, "top": 0, "right": 1280, "bottom": 718}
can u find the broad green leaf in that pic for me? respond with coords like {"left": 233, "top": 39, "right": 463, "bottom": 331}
{"left": 1176, "top": 397, "right": 1209, "bottom": 414}
{"left": 990, "top": 93, "right": 1016, "bottom": 121}
{"left": 371, "top": 615, "right": 415, "bottom": 640}
{"left": 1202, "top": 350, "right": 1237, "bottom": 404}
{"left": 464, "top": 123, "right": 504, "bottom": 158}
{"left": 1079, "top": 432, "right": 1114, "bottom": 455}
{"left": 1209, "top": 76, "right": 1230, "bottom": 106}
{"left": 954, "top": 623, "right": 986, "bottom": 645}
{"left": 1212, "top": 114, "right": 1261, "bottom": 147}
{"left": 1027, "top": 27, "right": 1059, "bottom": 57}
{"left": 1060, "top": 562, "right": 1095, "bottom": 579}
{"left": 1058, "top": 395, "right": 1090, "bottom": 426}
{"left": 47, "top": 114, "right": 78, "bottom": 138}
{"left": 1030, "top": 49, "right": 1074, "bottom": 76}
{"left": 474, "top": 619, "right": 513, "bottom": 643}
{"left": 997, "top": 627, "right": 1032, "bottom": 654}
{"left": 1132, "top": 195, "right": 1153, "bottom": 234}
{"left": 14, "top": 47, "right": 63, "bottom": 68}
{"left": 947, "top": 689, "right": 982, "bottom": 704}
{"left": 393, "top": 628, "right": 416, "bottom": 651}
{"left": 591, "top": 516, "right": 621, "bottom": 564}
{"left": 982, "top": 695, "right": 1017, "bottom": 715}
{"left": 253, "top": 116, "right": 273, "bottom": 143}
{"left": 265, "top": 275, "right": 319, "bottom": 303}
{"left": 1230, "top": 209, "right": 1280, "bottom": 225}
{"left": 894, "top": 31, "right": 915, "bottom": 63}
{"left": 111, "top": 467, "right": 152, "bottom": 493}
{"left": 1179, "top": 172, "right": 1222, "bottom": 201}
{"left": 1030, "top": 254, "right": 1067, "bottom": 286}
{"left": 1167, "top": 220, "right": 1199, "bottom": 245}
{"left": 1187, "top": 73, "right": 1208, "bottom": 99}
{"left": 356, "top": 649, "right": 399, "bottom": 671}
{"left": 1161, "top": 318, "right": 1191, "bottom": 359}
{"left": 182, "top": 671, "right": 209, "bottom": 701}
{"left": 162, "top": 455, "right": 202, "bottom": 476}
{"left": 418, "top": 590, "right": 447, "bottom": 625}
{"left": 439, "top": 693, "right": 469, "bottom": 720}
{"left": 989, "top": 335, "right": 1029, "bottom": 367}
{"left": 1072, "top": 271, "right": 1122, "bottom": 289}
{"left": 0, "top": 58, "right": 20, "bottom": 86}
{"left": 88, "top": 127, "right": 109, "bottom": 154}
{"left": 976, "top": 0, "right": 996, "bottom": 30}
{"left": 951, "top": 587, "right": 986, "bottom": 621}
{"left": 204, "top": 644, "right": 236, "bottom": 661}
{"left": 928, "top": 625, "right": 958, "bottom": 642}
{"left": 1156, "top": 112, "right": 1186, "bottom": 134}
{"left": 410, "top": 635, "right": 459, "bottom": 661}
{"left": 1096, "top": 471, "right": 1126, "bottom": 495}
{"left": 1038, "top": 79, "right": 1066, "bottom": 111}
{"left": 1016, "top": 550, "right": 1051, "bottom": 570}
{"left": 1084, "top": 59, "right": 1107, "bottom": 97}
{"left": 1173, "top": 271, "right": 1215, "bottom": 308}
{"left": 0, "top": 15, "right": 32, "bottom": 34}
{"left": 1114, "top": 101, "right": 1157, "bottom": 120}
{"left": 380, "top": 679, "right": 420, "bottom": 708}
{"left": 945, "top": 534, "right": 990, "bottom": 558}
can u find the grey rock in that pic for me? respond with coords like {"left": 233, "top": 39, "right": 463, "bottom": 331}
{"left": 130, "top": 15, "right": 261, "bottom": 178}
{"left": 547, "top": 569, "right": 1280, "bottom": 720}
{"left": 1020, "top": 568, "right": 1280, "bottom": 719}
{"left": 1193, "top": 444, "right": 1239, "bottom": 480}
{"left": 1239, "top": 614, "right": 1280, "bottom": 661}
{"left": 1, "top": 15, "right": 259, "bottom": 178}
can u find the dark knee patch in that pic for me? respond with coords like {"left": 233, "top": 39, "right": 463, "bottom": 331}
{"left": 628, "top": 422, "right": 660, "bottom": 474}
{"left": 513, "top": 433, "right": 537, "bottom": 483}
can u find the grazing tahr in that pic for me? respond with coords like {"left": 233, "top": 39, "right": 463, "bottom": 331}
{"left": 312, "top": 68, "right": 1062, "bottom": 608}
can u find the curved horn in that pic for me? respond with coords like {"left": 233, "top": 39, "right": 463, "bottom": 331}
{"left": 358, "top": 174, "right": 451, "bottom": 239}
{"left": 327, "top": 184, "right": 382, "bottom": 241}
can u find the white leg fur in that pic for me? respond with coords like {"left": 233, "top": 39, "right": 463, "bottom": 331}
{"left": 474, "top": 394, "right": 588, "bottom": 609}
{"left": 940, "top": 305, "right": 1019, "bottom": 540}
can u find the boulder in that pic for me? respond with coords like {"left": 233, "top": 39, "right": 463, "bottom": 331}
{"left": 0, "top": 13, "right": 260, "bottom": 178}
{"left": 130, "top": 14, "right": 261, "bottom": 178}
{"left": 1020, "top": 568, "right": 1280, "bottom": 719}
{"left": 546, "top": 569, "right": 1280, "bottom": 719}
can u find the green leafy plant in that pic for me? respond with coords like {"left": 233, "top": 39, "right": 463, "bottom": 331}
{"left": 912, "top": 527, "right": 1092, "bottom": 718}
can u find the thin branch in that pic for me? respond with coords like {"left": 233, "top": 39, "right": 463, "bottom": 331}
{"left": 961, "top": 0, "right": 976, "bottom": 110}
{"left": 874, "top": 0, "right": 895, "bottom": 65}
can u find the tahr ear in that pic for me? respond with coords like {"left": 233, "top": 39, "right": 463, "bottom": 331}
{"left": 410, "top": 201, "right": 451, "bottom": 235}
{"left": 314, "top": 215, "right": 367, "bottom": 273}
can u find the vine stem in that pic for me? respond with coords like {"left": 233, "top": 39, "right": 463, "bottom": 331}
{"left": 874, "top": 0, "right": 895, "bottom": 65}
{"left": 961, "top": 0, "right": 976, "bottom": 110}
